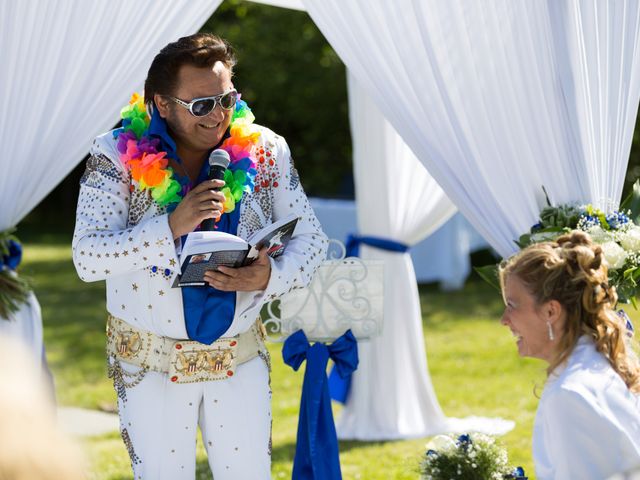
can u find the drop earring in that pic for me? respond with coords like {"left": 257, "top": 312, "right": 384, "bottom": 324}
{"left": 546, "top": 321, "right": 554, "bottom": 341}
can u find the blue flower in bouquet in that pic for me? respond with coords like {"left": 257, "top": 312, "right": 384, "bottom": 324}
{"left": 606, "top": 211, "right": 631, "bottom": 230}
{"left": 456, "top": 434, "right": 472, "bottom": 452}
{"left": 1, "top": 239, "right": 22, "bottom": 271}
{"left": 504, "top": 466, "right": 528, "bottom": 479}
{"left": 577, "top": 214, "right": 602, "bottom": 231}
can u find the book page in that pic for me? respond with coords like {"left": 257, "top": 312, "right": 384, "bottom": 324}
{"left": 246, "top": 214, "right": 299, "bottom": 260}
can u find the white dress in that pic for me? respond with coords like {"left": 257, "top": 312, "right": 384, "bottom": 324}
{"left": 533, "top": 336, "right": 640, "bottom": 479}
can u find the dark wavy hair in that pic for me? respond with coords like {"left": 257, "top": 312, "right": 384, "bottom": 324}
{"left": 499, "top": 230, "right": 640, "bottom": 392}
{"left": 144, "top": 33, "right": 236, "bottom": 105}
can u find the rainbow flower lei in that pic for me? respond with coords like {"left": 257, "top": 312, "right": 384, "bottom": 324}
{"left": 113, "top": 93, "right": 259, "bottom": 214}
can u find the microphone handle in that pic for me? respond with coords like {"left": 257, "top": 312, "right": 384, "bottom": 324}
{"left": 201, "top": 166, "right": 226, "bottom": 231}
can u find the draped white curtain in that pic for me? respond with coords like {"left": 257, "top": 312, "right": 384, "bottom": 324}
{"left": 303, "top": 0, "right": 640, "bottom": 258}
{"left": 0, "top": 0, "right": 221, "bottom": 231}
{"left": 337, "top": 73, "right": 456, "bottom": 439}
{"left": 0, "top": 0, "right": 220, "bottom": 358}
{"left": 246, "top": 0, "right": 304, "bottom": 11}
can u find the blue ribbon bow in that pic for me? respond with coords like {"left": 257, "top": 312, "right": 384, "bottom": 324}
{"left": 1, "top": 239, "right": 22, "bottom": 271}
{"left": 282, "top": 329, "right": 359, "bottom": 480}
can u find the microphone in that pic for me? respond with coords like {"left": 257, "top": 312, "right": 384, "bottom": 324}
{"left": 201, "top": 149, "right": 230, "bottom": 231}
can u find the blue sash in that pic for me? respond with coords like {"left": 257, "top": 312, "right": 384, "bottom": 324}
{"left": 345, "top": 234, "right": 409, "bottom": 258}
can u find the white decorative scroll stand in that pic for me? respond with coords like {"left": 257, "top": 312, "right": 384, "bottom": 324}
{"left": 263, "top": 240, "right": 384, "bottom": 342}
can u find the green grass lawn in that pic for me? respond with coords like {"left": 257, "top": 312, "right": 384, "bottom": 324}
{"left": 23, "top": 238, "right": 633, "bottom": 479}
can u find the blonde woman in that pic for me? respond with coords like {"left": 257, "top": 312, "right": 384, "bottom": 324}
{"left": 500, "top": 231, "right": 640, "bottom": 480}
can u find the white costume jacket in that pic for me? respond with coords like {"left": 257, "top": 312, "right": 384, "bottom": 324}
{"left": 533, "top": 336, "right": 640, "bottom": 479}
{"left": 72, "top": 125, "right": 328, "bottom": 340}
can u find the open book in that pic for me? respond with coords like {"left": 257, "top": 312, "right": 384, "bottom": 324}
{"left": 174, "top": 213, "right": 299, "bottom": 287}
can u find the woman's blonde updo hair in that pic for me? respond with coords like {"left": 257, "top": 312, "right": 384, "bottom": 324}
{"left": 499, "top": 230, "right": 640, "bottom": 392}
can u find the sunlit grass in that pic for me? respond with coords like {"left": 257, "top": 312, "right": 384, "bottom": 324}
{"left": 24, "top": 240, "right": 639, "bottom": 478}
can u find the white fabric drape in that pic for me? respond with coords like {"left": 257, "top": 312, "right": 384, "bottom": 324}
{"left": 337, "top": 73, "right": 456, "bottom": 439}
{"left": 303, "top": 0, "right": 640, "bottom": 258}
{"left": 246, "top": 0, "right": 304, "bottom": 11}
{"left": 0, "top": 0, "right": 222, "bottom": 231}
{"left": 0, "top": 0, "right": 220, "bottom": 359}
{"left": 0, "top": 292, "right": 42, "bottom": 360}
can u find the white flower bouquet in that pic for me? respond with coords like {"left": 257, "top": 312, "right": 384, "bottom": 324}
{"left": 420, "top": 433, "right": 527, "bottom": 480}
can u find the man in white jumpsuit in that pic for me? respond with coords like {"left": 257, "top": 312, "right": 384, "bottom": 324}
{"left": 72, "top": 33, "right": 327, "bottom": 479}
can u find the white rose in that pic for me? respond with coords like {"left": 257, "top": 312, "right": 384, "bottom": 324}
{"left": 425, "top": 435, "right": 456, "bottom": 452}
{"left": 601, "top": 241, "right": 627, "bottom": 270}
{"left": 586, "top": 226, "right": 612, "bottom": 244}
{"left": 620, "top": 227, "right": 640, "bottom": 252}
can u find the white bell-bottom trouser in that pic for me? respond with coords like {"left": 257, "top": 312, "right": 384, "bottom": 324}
{"left": 116, "top": 356, "right": 271, "bottom": 479}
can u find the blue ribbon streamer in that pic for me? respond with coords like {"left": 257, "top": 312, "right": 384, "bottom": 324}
{"left": 1, "top": 240, "right": 22, "bottom": 271}
{"left": 345, "top": 234, "right": 409, "bottom": 258}
{"left": 282, "top": 329, "right": 359, "bottom": 480}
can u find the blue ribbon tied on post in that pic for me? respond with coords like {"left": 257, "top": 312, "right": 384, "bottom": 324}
{"left": 345, "top": 234, "right": 409, "bottom": 258}
{"left": 282, "top": 329, "right": 359, "bottom": 480}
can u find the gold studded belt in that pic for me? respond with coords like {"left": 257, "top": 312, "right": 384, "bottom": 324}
{"left": 106, "top": 315, "right": 267, "bottom": 384}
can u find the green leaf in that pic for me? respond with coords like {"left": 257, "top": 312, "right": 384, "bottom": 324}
{"left": 598, "top": 212, "right": 610, "bottom": 230}
{"left": 620, "top": 179, "right": 640, "bottom": 223}
{"left": 474, "top": 264, "right": 502, "bottom": 293}
{"left": 514, "top": 234, "right": 531, "bottom": 249}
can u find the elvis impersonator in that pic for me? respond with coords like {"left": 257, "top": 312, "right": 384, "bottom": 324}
{"left": 72, "top": 33, "right": 327, "bottom": 479}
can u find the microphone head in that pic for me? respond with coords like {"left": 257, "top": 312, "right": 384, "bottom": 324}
{"left": 208, "top": 149, "right": 230, "bottom": 169}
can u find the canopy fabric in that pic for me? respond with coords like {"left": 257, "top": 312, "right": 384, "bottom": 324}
{"left": 0, "top": 0, "right": 222, "bottom": 231}
{"left": 246, "top": 0, "right": 305, "bottom": 11}
{"left": 303, "top": 0, "right": 640, "bottom": 257}
{"left": 335, "top": 73, "right": 455, "bottom": 438}
{"left": 0, "top": 0, "right": 220, "bottom": 361}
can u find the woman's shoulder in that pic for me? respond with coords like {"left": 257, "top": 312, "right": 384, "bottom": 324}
{"left": 542, "top": 337, "right": 639, "bottom": 413}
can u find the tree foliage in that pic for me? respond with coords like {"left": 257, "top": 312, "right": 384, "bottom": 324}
{"left": 202, "top": 1, "right": 353, "bottom": 197}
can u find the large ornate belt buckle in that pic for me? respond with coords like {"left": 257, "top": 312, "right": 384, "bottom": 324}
{"left": 107, "top": 317, "right": 146, "bottom": 361}
{"left": 169, "top": 338, "right": 238, "bottom": 384}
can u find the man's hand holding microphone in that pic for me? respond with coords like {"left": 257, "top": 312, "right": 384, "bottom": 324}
{"left": 168, "top": 149, "right": 271, "bottom": 291}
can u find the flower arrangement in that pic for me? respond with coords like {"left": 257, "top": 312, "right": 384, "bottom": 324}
{"left": 477, "top": 183, "right": 640, "bottom": 307}
{"left": 514, "top": 185, "right": 640, "bottom": 306}
{"left": 0, "top": 228, "right": 30, "bottom": 319}
{"left": 420, "top": 433, "right": 527, "bottom": 480}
